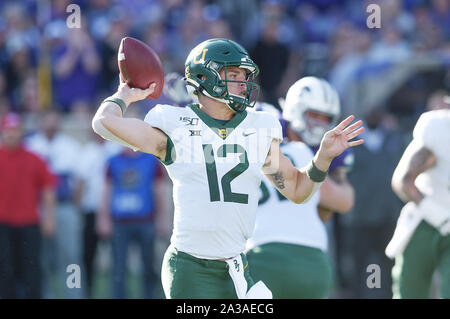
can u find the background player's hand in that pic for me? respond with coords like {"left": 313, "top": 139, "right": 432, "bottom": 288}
{"left": 315, "top": 115, "right": 364, "bottom": 169}
{"left": 113, "top": 78, "right": 156, "bottom": 106}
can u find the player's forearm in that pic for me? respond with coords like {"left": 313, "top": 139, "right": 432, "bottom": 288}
{"left": 265, "top": 168, "right": 303, "bottom": 204}
{"left": 265, "top": 157, "right": 326, "bottom": 204}
{"left": 92, "top": 101, "right": 145, "bottom": 151}
{"left": 391, "top": 141, "right": 435, "bottom": 205}
{"left": 263, "top": 140, "right": 329, "bottom": 204}
{"left": 293, "top": 168, "right": 322, "bottom": 204}
{"left": 92, "top": 82, "right": 167, "bottom": 157}
{"left": 268, "top": 168, "right": 316, "bottom": 204}
{"left": 94, "top": 102, "right": 127, "bottom": 137}
{"left": 264, "top": 152, "right": 313, "bottom": 204}
{"left": 392, "top": 172, "right": 424, "bottom": 205}
{"left": 291, "top": 152, "right": 334, "bottom": 204}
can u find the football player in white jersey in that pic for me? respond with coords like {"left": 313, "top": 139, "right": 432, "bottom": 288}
{"left": 246, "top": 77, "right": 355, "bottom": 298}
{"left": 387, "top": 91, "right": 450, "bottom": 298}
{"left": 92, "top": 38, "right": 365, "bottom": 299}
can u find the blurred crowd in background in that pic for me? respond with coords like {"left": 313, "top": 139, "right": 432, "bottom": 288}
{"left": 0, "top": 0, "right": 449, "bottom": 298}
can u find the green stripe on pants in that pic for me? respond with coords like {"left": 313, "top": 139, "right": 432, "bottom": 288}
{"left": 392, "top": 221, "right": 450, "bottom": 298}
{"left": 161, "top": 245, "right": 255, "bottom": 299}
{"left": 246, "top": 242, "right": 333, "bottom": 299}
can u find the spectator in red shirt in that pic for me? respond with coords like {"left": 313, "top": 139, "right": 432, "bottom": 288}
{"left": 0, "top": 113, "right": 56, "bottom": 298}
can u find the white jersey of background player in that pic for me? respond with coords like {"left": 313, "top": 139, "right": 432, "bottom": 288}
{"left": 387, "top": 92, "right": 450, "bottom": 298}
{"left": 413, "top": 109, "right": 450, "bottom": 210}
{"left": 245, "top": 77, "right": 356, "bottom": 299}
{"left": 248, "top": 78, "right": 354, "bottom": 252}
{"left": 387, "top": 105, "right": 450, "bottom": 258}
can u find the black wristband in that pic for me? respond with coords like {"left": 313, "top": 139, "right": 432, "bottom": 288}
{"left": 103, "top": 97, "right": 127, "bottom": 115}
{"left": 306, "top": 160, "right": 328, "bottom": 183}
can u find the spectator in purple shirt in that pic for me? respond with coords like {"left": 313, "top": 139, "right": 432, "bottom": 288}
{"left": 52, "top": 27, "right": 101, "bottom": 112}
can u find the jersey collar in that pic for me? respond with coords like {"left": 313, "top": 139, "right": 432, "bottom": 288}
{"left": 188, "top": 104, "right": 247, "bottom": 140}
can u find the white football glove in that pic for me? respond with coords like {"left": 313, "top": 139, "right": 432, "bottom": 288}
{"left": 385, "top": 201, "right": 424, "bottom": 259}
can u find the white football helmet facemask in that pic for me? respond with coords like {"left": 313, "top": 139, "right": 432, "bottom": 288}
{"left": 281, "top": 76, "right": 341, "bottom": 146}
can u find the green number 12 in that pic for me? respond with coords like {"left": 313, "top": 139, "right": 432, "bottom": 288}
{"left": 202, "top": 144, "right": 249, "bottom": 204}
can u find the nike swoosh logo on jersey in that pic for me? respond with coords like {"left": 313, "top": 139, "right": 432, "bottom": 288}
{"left": 242, "top": 130, "right": 256, "bottom": 137}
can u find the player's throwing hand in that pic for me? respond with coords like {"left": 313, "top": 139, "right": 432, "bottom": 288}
{"left": 114, "top": 81, "right": 156, "bottom": 106}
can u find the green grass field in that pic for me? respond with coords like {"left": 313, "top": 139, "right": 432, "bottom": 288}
{"left": 43, "top": 240, "right": 168, "bottom": 299}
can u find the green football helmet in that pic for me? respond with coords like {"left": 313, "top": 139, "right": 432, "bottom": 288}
{"left": 184, "top": 38, "right": 260, "bottom": 113}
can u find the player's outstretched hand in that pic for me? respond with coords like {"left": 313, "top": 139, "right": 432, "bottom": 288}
{"left": 318, "top": 115, "right": 364, "bottom": 162}
{"left": 114, "top": 78, "right": 156, "bottom": 106}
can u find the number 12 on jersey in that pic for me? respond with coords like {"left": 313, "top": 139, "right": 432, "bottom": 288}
{"left": 202, "top": 144, "right": 249, "bottom": 204}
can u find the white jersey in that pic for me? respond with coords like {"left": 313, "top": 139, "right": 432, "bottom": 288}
{"left": 25, "top": 132, "right": 81, "bottom": 175}
{"left": 75, "top": 141, "right": 122, "bottom": 212}
{"left": 144, "top": 104, "right": 282, "bottom": 259}
{"left": 413, "top": 109, "right": 450, "bottom": 208}
{"left": 246, "top": 141, "right": 327, "bottom": 252}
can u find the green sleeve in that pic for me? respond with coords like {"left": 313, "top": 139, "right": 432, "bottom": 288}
{"left": 160, "top": 132, "right": 176, "bottom": 166}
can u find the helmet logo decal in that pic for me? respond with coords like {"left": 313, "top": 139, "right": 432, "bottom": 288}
{"left": 194, "top": 48, "right": 209, "bottom": 64}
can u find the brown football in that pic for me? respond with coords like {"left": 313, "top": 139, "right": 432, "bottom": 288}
{"left": 118, "top": 37, "right": 164, "bottom": 99}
